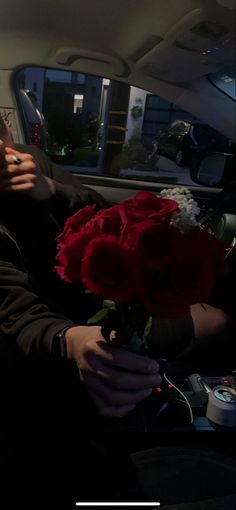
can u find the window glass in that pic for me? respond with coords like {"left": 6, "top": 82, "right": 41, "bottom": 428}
{"left": 208, "top": 65, "right": 236, "bottom": 100}
{"left": 192, "top": 125, "right": 213, "bottom": 144}
{"left": 16, "top": 67, "right": 234, "bottom": 188}
{"left": 46, "top": 70, "right": 73, "bottom": 83}
{"left": 193, "top": 125, "right": 230, "bottom": 146}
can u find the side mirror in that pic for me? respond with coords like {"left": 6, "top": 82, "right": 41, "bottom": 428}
{"left": 190, "top": 152, "right": 235, "bottom": 187}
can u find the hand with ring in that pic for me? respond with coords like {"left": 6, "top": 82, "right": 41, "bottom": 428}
{"left": 11, "top": 155, "right": 22, "bottom": 165}
{"left": 0, "top": 140, "right": 55, "bottom": 200}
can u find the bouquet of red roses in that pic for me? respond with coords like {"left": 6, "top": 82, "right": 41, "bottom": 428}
{"left": 55, "top": 189, "right": 226, "bottom": 353}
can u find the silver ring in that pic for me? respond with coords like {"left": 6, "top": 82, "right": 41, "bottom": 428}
{"left": 12, "top": 155, "right": 22, "bottom": 165}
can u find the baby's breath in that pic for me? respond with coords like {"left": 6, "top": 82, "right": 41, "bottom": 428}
{"left": 160, "top": 186, "right": 200, "bottom": 233}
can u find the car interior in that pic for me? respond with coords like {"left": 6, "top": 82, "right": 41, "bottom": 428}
{"left": 0, "top": 0, "right": 236, "bottom": 507}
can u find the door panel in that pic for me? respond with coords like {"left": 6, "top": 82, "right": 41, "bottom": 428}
{"left": 73, "top": 172, "right": 222, "bottom": 210}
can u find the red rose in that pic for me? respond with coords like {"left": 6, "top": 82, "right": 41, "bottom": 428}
{"left": 56, "top": 205, "right": 97, "bottom": 248}
{"left": 55, "top": 205, "right": 124, "bottom": 283}
{"left": 55, "top": 219, "right": 100, "bottom": 283}
{"left": 183, "top": 227, "right": 226, "bottom": 299}
{"left": 138, "top": 226, "right": 226, "bottom": 318}
{"left": 136, "top": 222, "right": 183, "bottom": 268}
{"left": 94, "top": 205, "right": 123, "bottom": 236}
{"left": 81, "top": 235, "right": 138, "bottom": 302}
{"left": 135, "top": 223, "right": 186, "bottom": 316}
{"left": 135, "top": 191, "right": 178, "bottom": 214}
{"left": 120, "top": 191, "right": 178, "bottom": 229}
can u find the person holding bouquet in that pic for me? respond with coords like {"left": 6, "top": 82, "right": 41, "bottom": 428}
{"left": 0, "top": 114, "right": 230, "bottom": 358}
{"left": 0, "top": 134, "right": 234, "bottom": 507}
{"left": 0, "top": 223, "right": 162, "bottom": 418}
{"left": 0, "top": 113, "right": 106, "bottom": 318}
{"left": 0, "top": 202, "right": 234, "bottom": 509}
{"left": 0, "top": 219, "right": 162, "bottom": 505}
{"left": 54, "top": 187, "right": 231, "bottom": 365}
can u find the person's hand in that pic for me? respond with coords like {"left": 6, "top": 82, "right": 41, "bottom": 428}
{"left": 190, "top": 303, "right": 230, "bottom": 340}
{"left": 80, "top": 186, "right": 107, "bottom": 209}
{"left": 0, "top": 142, "right": 54, "bottom": 200}
{"left": 65, "top": 325, "right": 162, "bottom": 418}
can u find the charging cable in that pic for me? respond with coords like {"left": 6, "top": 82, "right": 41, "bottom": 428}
{"left": 163, "top": 372, "right": 194, "bottom": 424}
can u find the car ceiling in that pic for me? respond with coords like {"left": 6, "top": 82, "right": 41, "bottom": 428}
{"left": 0, "top": 0, "right": 235, "bottom": 138}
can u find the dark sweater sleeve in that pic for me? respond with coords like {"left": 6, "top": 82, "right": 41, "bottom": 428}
{"left": 46, "top": 157, "right": 107, "bottom": 212}
{"left": 0, "top": 233, "right": 74, "bottom": 356}
{"left": 15, "top": 145, "right": 107, "bottom": 219}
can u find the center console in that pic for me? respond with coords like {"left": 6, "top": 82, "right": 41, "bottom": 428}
{"left": 148, "top": 372, "right": 236, "bottom": 432}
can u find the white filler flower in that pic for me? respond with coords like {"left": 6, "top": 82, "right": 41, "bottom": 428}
{"left": 160, "top": 187, "right": 200, "bottom": 232}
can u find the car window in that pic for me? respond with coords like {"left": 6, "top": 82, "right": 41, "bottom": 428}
{"left": 193, "top": 125, "right": 214, "bottom": 144}
{"left": 208, "top": 65, "right": 236, "bottom": 101}
{"left": 193, "top": 125, "right": 230, "bottom": 146}
{"left": 15, "top": 66, "right": 233, "bottom": 188}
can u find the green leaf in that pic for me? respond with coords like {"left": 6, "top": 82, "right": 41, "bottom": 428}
{"left": 85, "top": 289, "right": 92, "bottom": 295}
{"left": 87, "top": 308, "right": 109, "bottom": 324}
{"left": 102, "top": 300, "right": 116, "bottom": 309}
{"left": 128, "top": 332, "right": 143, "bottom": 354}
{"left": 144, "top": 317, "right": 153, "bottom": 338}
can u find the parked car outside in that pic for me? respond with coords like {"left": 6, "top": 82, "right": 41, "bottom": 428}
{"left": 153, "top": 119, "right": 234, "bottom": 167}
